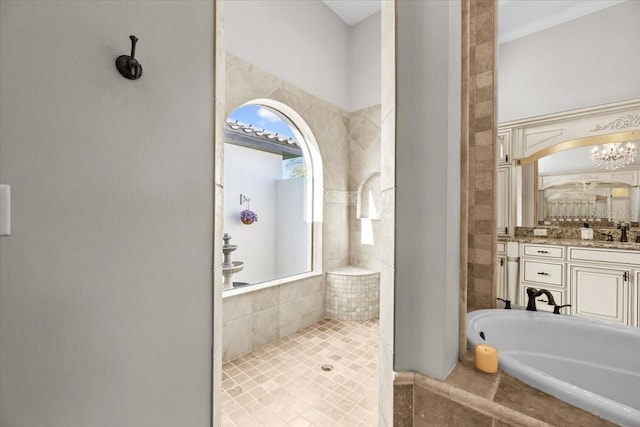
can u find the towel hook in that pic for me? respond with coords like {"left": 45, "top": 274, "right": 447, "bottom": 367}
{"left": 116, "top": 35, "right": 143, "bottom": 80}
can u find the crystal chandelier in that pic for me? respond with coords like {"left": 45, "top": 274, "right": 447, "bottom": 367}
{"left": 590, "top": 142, "right": 636, "bottom": 170}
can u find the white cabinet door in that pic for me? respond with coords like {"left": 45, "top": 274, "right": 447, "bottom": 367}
{"left": 497, "top": 166, "right": 511, "bottom": 236}
{"left": 497, "top": 256, "right": 507, "bottom": 300}
{"left": 497, "top": 130, "right": 511, "bottom": 163}
{"left": 569, "top": 264, "right": 629, "bottom": 324}
{"left": 634, "top": 272, "right": 640, "bottom": 327}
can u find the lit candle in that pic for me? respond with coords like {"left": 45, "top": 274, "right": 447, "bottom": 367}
{"left": 475, "top": 344, "right": 498, "bottom": 373}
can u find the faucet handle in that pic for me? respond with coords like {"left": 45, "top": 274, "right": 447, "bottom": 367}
{"left": 496, "top": 298, "right": 511, "bottom": 309}
{"left": 553, "top": 304, "right": 571, "bottom": 314}
{"left": 601, "top": 232, "right": 614, "bottom": 241}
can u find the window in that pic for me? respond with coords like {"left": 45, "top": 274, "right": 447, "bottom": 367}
{"left": 222, "top": 100, "right": 322, "bottom": 291}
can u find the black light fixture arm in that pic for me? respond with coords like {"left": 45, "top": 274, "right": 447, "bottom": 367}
{"left": 116, "top": 35, "right": 143, "bottom": 80}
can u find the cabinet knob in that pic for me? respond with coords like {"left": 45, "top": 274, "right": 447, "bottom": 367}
{"left": 537, "top": 272, "right": 550, "bottom": 276}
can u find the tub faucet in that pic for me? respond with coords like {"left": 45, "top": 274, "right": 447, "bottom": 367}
{"left": 526, "top": 288, "right": 556, "bottom": 311}
{"left": 496, "top": 298, "right": 511, "bottom": 309}
{"left": 553, "top": 304, "right": 571, "bottom": 314}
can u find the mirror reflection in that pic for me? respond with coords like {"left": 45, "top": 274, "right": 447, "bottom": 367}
{"left": 531, "top": 143, "right": 640, "bottom": 225}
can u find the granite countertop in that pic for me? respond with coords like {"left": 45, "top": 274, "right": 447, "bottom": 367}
{"left": 499, "top": 236, "right": 640, "bottom": 251}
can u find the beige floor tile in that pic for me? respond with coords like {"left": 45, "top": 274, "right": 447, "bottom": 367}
{"left": 221, "top": 318, "right": 378, "bottom": 427}
{"left": 288, "top": 415, "right": 313, "bottom": 427}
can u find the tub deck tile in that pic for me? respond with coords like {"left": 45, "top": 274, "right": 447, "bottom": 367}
{"left": 493, "top": 373, "right": 618, "bottom": 427}
{"left": 445, "top": 361, "right": 500, "bottom": 400}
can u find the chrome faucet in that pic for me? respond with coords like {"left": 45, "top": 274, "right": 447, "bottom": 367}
{"left": 526, "top": 287, "right": 556, "bottom": 311}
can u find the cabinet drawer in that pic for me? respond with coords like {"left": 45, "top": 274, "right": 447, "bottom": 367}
{"left": 523, "top": 260, "right": 564, "bottom": 286}
{"left": 521, "top": 285, "right": 566, "bottom": 313}
{"left": 568, "top": 247, "right": 640, "bottom": 265}
{"left": 497, "top": 242, "right": 506, "bottom": 255}
{"left": 523, "top": 244, "right": 564, "bottom": 259}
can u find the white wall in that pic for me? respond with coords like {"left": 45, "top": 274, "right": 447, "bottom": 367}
{"left": 225, "top": 0, "right": 381, "bottom": 112}
{"left": 223, "top": 144, "right": 280, "bottom": 284}
{"left": 0, "top": 2, "right": 213, "bottom": 426}
{"left": 349, "top": 11, "right": 382, "bottom": 112}
{"left": 224, "top": 0, "right": 350, "bottom": 111}
{"left": 275, "top": 178, "right": 310, "bottom": 278}
{"left": 394, "top": 0, "right": 461, "bottom": 380}
{"left": 499, "top": 1, "right": 640, "bottom": 122}
{"left": 224, "top": 145, "right": 311, "bottom": 284}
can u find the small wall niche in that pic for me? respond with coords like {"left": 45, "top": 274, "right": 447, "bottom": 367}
{"left": 356, "top": 172, "right": 381, "bottom": 220}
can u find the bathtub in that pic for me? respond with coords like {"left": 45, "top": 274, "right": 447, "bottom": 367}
{"left": 467, "top": 309, "right": 640, "bottom": 427}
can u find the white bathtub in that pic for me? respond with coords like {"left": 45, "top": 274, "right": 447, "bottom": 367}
{"left": 467, "top": 309, "right": 640, "bottom": 427}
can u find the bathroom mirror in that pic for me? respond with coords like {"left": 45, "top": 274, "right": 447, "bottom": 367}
{"left": 498, "top": 0, "right": 640, "bottom": 229}
{"left": 520, "top": 142, "right": 640, "bottom": 226}
{"left": 222, "top": 103, "right": 312, "bottom": 291}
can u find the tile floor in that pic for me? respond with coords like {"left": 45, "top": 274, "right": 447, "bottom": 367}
{"left": 221, "top": 318, "right": 379, "bottom": 427}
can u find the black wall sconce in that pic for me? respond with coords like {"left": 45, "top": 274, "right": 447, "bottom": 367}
{"left": 116, "top": 35, "right": 143, "bottom": 80}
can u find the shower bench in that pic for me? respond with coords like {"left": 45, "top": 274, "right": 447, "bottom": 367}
{"left": 326, "top": 266, "right": 380, "bottom": 321}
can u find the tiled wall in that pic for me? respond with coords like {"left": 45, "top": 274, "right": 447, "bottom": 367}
{"left": 222, "top": 275, "right": 324, "bottom": 362}
{"left": 212, "top": 2, "right": 224, "bottom": 424}
{"left": 379, "top": 2, "right": 396, "bottom": 426}
{"left": 348, "top": 105, "right": 382, "bottom": 272}
{"left": 326, "top": 269, "right": 380, "bottom": 321}
{"left": 463, "top": 0, "right": 498, "bottom": 313}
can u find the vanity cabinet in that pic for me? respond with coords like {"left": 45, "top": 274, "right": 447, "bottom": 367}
{"left": 497, "top": 166, "right": 512, "bottom": 236}
{"left": 516, "top": 242, "right": 639, "bottom": 326}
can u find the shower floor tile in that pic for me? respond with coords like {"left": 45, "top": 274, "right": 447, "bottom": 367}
{"left": 221, "top": 318, "right": 379, "bottom": 427}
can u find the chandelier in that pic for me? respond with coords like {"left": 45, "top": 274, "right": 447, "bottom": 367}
{"left": 590, "top": 142, "right": 636, "bottom": 170}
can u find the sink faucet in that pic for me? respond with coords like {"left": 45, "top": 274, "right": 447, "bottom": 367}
{"left": 618, "top": 222, "right": 629, "bottom": 243}
{"left": 526, "top": 287, "right": 556, "bottom": 311}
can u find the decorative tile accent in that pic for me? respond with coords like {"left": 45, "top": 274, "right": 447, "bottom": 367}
{"left": 326, "top": 269, "right": 380, "bottom": 321}
{"left": 323, "top": 189, "right": 357, "bottom": 206}
{"left": 462, "top": 0, "right": 498, "bottom": 316}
